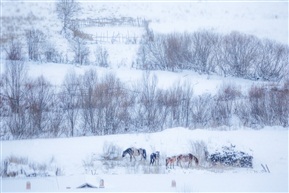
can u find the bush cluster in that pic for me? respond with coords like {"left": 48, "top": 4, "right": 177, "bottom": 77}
{"left": 1, "top": 62, "right": 288, "bottom": 140}
{"left": 137, "top": 31, "right": 289, "bottom": 81}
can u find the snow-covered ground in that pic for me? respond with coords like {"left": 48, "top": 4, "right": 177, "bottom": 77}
{"left": 1, "top": 127, "right": 288, "bottom": 192}
{"left": 0, "top": 61, "right": 264, "bottom": 96}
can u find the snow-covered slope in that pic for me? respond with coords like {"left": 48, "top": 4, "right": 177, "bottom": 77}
{"left": 1, "top": 1, "right": 288, "bottom": 69}
{"left": 1, "top": 127, "right": 288, "bottom": 192}
{"left": 2, "top": 1, "right": 288, "bottom": 44}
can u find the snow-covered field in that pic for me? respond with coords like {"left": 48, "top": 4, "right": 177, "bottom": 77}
{"left": 1, "top": 127, "right": 288, "bottom": 192}
{"left": 1, "top": 0, "right": 289, "bottom": 192}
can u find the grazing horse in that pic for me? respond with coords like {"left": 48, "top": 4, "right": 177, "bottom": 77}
{"left": 150, "top": 151, "right": 160, "bottom": 165}
{"left": 177, "top": 153, "right": 199, "bottom": 168}
{"left": 122, "top": 147, "right": 147, "bottom": 162}
{"left": 165, "top": 156, "right": 177, "bottom": 169}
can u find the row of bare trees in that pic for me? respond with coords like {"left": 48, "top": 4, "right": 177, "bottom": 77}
{"left": 3, "top": 29, "right": 108, "bottom": 67}
{"left": 1, "top": 61, "right": 288, "bottom": 140}
{"left": 137, "top": 31, "right": 289, "bottom": 81}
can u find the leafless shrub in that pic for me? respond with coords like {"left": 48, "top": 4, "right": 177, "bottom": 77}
{"left": 101, "top": 142, "right": 122, "bottom": 161}
{"left": 217, "top": 31, "right": 260, "bottom": 78}
{"left": 70, "top": 31, "right": 90, "bottom": 65}
{"left": 60, "top": 70, "right": 80, "bottom": 137}
{"left": 256, "top": 39, "right": 289, "bottom": 81}
{"left": 25, "top": 29, "right": 46, "bottom": 61}
{"left": 189, "top": 140, "right": 208, "bottom": 166}
{"left": 136, "top": 33, "right": 192, "bottom": 71}
{"left": 2, "top": 155, "right": 61, "bottom": 177}
{"left": 43, "top": 43, "right": 64, "bottom": 63}
{"left": 191, "top": 30, "right": 220, "bottom": 74}
{"left": 191, "top": 94, "right": 213, "bottom": 128}
{"left": 137, "top": 30, "right": 288, "bottom": 81}
{"left": 3, "top": 36, "right": 24, "bottom": 61}
{"left": 217, "top": 83, "right": 242, "bottom": 101}
{"left": 82, "top": 154, "right": 100, "bottom": 175}
{"left": 25, "top": 76, "right": 55, "bottom": 137}
{"left": 95, "top": 46, "right": 109, "bottom": 67}
{"left": 212, "top": 84, "right": 242, "bottom": 127}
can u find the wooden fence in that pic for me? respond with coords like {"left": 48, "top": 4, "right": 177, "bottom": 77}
{"left": 69, "top": 17, "right": 148, "bottom": 28}
{"left": 92, "top": 32, "right": 142, "bottom": 44}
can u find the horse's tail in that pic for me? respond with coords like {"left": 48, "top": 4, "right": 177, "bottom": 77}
{"left": 143, "top": 149, "right": 147, "bottom": 160}
{"left": 165, "top": 157, "right": 169, "bottom": 167}
{"left": 193, "top": 155, "right": 199, "bottom": 166}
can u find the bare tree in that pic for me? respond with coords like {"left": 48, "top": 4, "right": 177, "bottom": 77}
{"left": 191, "top": 94, "right": 213, "bottom": 128}
{"left": 3, "top": 36, "right": 23, "bottom": 61}
{"left": 136, "top": 72, "right": 161, "bottom": 131}
{"left": 79, "top": 69, "right": 98, "bottom": 134}
{"left": 70, "top": 30, "right": 90, "bottom": 65}
{"left": 3, "top": 60, "right": 27, "bottom": 114}
{"left": 94, "top": 74, "right": 129, "bottom": 135}
{"left": 212, "top": 84, "right": 241, "bottom": 127}
{"left": 56, "top": 0, "right": 80, "bottom": 33}
{"left": 2, "top": 60, "right": 28, "bottom": 138}
{"left": 218, "top": 32, "right": 260, "bottom": 78}
{"left": 25, "top": 29, "right": 46, "bottom": 61}
{"left": 256, "top": 39, "right": 289, "bottom": 81}
{"left": 25, "top": 76, "right": 54, "bottom": 137}
{"left": 191, "top": 31, "right": 219, "bottom": 74}
{"left": 61, "top": 70, "right": 80, "bottom": 136}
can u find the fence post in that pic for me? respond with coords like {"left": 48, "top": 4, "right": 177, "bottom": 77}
{"left": 99, "top": 179, "right": 104, "bottom": 188}
{"left": 26, "top": 181, "right": 31, "bottom": 190}
{"left": 171, "top": 180, "right": 176, "bottom": 188}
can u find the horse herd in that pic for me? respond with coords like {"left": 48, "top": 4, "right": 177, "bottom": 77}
{"left": 122, "top": 147, "right": 199, "bottom": 169}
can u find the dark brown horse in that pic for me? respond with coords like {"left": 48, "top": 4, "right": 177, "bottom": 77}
{"left": 150, "top": 151, "right": 160, "bottom": 165}
{"left": 177, "top": 153, "right": 199, "bottom": 168}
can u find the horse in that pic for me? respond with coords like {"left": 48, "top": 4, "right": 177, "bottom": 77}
{"left": 177, "top": 153, "right": 199, "bottom": 168}
{"left": 122, "top": 147, "right": 147, "bottom": 162}
{"left": 150, "top": 151, "right": 160, "bottom": 165}
{"left": 165, "top": 156, "right": 177, "bottom": 169}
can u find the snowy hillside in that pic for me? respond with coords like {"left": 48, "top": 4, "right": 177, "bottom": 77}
{"left": 1, "top": 0, "right": 288, "bottom": 69}
{"left": 1, "top": 0, "right": 288, "bottom": 192}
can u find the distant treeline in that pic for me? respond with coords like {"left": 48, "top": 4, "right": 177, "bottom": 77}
{"left": 1, "top": 63, "right": 288, "bottom": 140}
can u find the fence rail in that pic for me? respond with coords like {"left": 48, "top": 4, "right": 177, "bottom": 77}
{"left": 92, "top": 32, "right": 142, "bottom": 44}
{"left": 69, "top": 17, "right": 148, "bottom": 28}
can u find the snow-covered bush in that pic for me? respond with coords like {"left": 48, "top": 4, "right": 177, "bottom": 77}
{"left": 94, "top": 46, "right": 109, "bottom": 67}
{"left": 101, "top": 142, "right": 122, "bottom": 161}
{"left": 189, "top": 140, "right": 207, "bottom": 166}
{"left": 1, "top": 155, "right": 61, "bottom": 177}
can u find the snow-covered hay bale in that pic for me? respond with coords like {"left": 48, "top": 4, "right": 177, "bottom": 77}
{"left": 207, "top": 145, "right": 253, "bottom": 168}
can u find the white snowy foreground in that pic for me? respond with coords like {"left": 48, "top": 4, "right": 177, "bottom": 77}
{"left": 1, "top": 127, "right": 288, "bottom": 192}
{"left": 2, "top": 173, "right": 288, "bottom": 192}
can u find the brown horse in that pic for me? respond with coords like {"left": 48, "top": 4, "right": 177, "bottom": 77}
{"left": 177, "top": 153, "right": 199, "bottom": 168}
{"left": 165, "top": 156, "right": 177, "bottom": 169}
